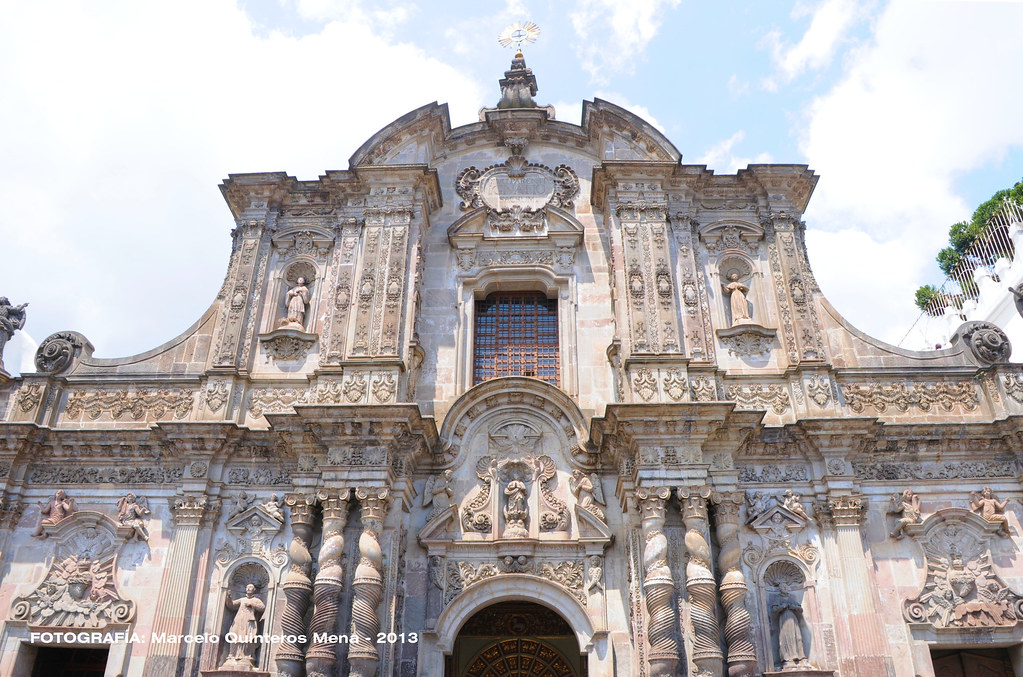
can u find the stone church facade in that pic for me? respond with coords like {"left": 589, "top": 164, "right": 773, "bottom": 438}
{"left": 2, "top": 54, "right": 1023, "bottom": 677}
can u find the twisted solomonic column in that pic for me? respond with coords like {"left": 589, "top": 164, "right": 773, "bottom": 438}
{"left": 636, "top": 487, "right": 679, "bottom": 677}
{"left": 680, "top": 486, "right": 723, "bottom": 677}
{"left": 712, "top": 491, "right": 757, "bottom": 677}
{"left": 349, "top": 487, "right": 391, "bottom": 677}
{"left": 277, "top": 494, "right": 317, "bottom": 677}
{"left": 306, "top": 490, "right": 351, "bottom": 677}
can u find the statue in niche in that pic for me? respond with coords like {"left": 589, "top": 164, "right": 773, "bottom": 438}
{"left": 117, "top": 493, "right": 151, "bottom": 541}
{"left": 33, "top": 489, "right": 75, "bottom": 537}
{"left": 771, "top": 580, "right": 809, "bottom": 671}
{"left": 0, "top": 296, "right": 28, "bottom": 374}
{"left": 503, "top": 479, "right": 529, "bottom": 538}
{"left": 888, "top": 489, "right": 922, "bottom": 539}
{"left": 570, "top": 469, "right": 606, "bottom": 522}
{"left": 722, "top": 273, "right": 751, "bottom": 325}
{"left": 221, "top": 583, "right": 266, "bottom": 670}
{"left": 783, "top": 489, "right": 809, "bottom": 521}
{"left": 971, "top": 486, "right": 1011, "bottom": 536}
{"left": 423, "top": 469, "right": 454, "bottom": 522}
{"left": 278, "top": 277, "right": 310, "bottom": 330}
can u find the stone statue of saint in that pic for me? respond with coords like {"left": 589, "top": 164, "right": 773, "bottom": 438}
{"left": 771, "top": 580, "right": 808, "bottom": 670}
{"left": 0, "top": 297, "right": 28, "bottom": 375}
{"left": 888, "top": 489, "right": 922, "bottom": 539}
{"left": 722, "top": 273, "right": 751, "bottom": 325}
{"left": 971, "top": 486, "right": 1011, "bottom": 536}
{"left": 117, "top": 493, "right": 151, "bottom": 541}
{"left": 222, "top": 583, "right": 266, "bottom": 670}
{"left": 503, "top": 480, "right": 529, "bottom": 538}
{"left": 279, "top": 277, "right": 310, "bottom": 330}
{"left": 33, "top": 489, "right": 75, "bottom": 537}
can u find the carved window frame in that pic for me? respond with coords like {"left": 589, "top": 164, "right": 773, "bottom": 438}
{"left": 454, "top": 268, "right": 578, "bottom": 398}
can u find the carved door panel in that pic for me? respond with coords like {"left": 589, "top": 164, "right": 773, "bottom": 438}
{"left": 932, "top": 649, "right": 1014, "bottom": 677}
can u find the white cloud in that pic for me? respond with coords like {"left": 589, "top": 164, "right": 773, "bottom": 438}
{"left": 0, "top": 0, "right": 485, "bottom": 363}
{"left": 570, "top": 0, "right": 681, "bottom": 84}
{"left": 761, "top": 0, "right": 867, "bottom": 90}
{"left": 800, "top": 0, "right": 1023, "bottom": 343}
{"left": 697, "top": 131, "right": 773, "bottom": 174}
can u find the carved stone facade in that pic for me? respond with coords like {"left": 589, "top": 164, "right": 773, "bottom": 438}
{"left": 2, "top": 53, "right": 1023, "bottom": 677}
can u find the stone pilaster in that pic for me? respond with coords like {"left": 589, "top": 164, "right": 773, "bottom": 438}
{"left": 144, "top": 495, "right": 218, "bottom": 677}
{"left": 815, "top": 495, "right": 893, "bottom": 676}
{"left": 636, "top": 486, "right": 678, "bottom": 677}
{"left": 680, "top": 486, "right": 723, "bottom": 677}
{"left": 712, "top": 491, "right": 757, "bottom": 677}
{"left": 306, "top": 490, "right": 350, "bottom": 677}
{"left": 276, "top": 493, "right": 317, "bottom": 677}
{"left": 349, "top": 487, "right": 391, "bottom": 677}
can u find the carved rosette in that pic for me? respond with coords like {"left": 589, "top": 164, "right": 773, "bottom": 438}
{"left": 679, "top": 486, "right": 723, "bottom": 674}
{"left": 277, "top": 494, "right": 316, "bottom": 677}
{"left": 713, "top": 492, "right": 757, "bottom": 676}
{"left": 349, "top": 487, "right": 390, "bottom": 677}
{"left": 306, "top": 490, "right": 350, "bottom": 677}
{"left": 636, "top": 486, "right": 678, "bottom": 677}
{"left": 951, "top": 321, "right": 1012, "bottom": 366}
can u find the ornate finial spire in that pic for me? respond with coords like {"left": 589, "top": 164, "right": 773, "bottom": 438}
{"left": 497, "top": 22, "right": 541, "bottom": 109}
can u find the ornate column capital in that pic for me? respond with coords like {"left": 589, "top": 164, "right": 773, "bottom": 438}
{"left": 171, "top": 494, "right": 218, "bottom": 527}
{"left": 679, "top": 485, "right": 711, "bottom": 521}
{"left": 285, "top": 493, "right": 318, "bottom": 526}
{"left": 317, "top": 489, "right": 351, "bottom": 521}
{"left": 635, "top": 486, "right": 671, "bottom": 522}
{"left": 711, "top": 490, "right": 744, "bottom": 526}
{"left": 815, "top": 494, "right": 866, "bottom": 528}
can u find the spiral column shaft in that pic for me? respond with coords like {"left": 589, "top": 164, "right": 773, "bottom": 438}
{"left": 306, "top": 491, "right": 350, "bottom": 677}
{"left": 681, "top": 487, "right": 723, "bottom": 677}
{"left": 636, "top": 487, "right": 678, "bottom": 677}
{"left": 349, "top": 487, "right": 390, "bottom": 677}
{"left": 712, "top": 492, "right": 757, "bottom": 677}
{"left": 277, "top": 494, "right": 317, "bottom": 677}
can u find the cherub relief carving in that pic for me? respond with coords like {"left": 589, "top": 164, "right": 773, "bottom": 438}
{"left": 971, "top": 486, "right": 1011, "bottom": 536}
{"left": 888, "top": 489, "right": 922, "bottom": 539}
{"left": 33, "top": 489, "right": 76, "bottom": 538}
{"left": 117, "top": 493, "right": 151, "bottom": 542}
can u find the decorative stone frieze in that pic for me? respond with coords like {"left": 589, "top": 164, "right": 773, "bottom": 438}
{"left": 727, "top": 383, "right": 790, "bottom": 414}
{"left": 64, "top": 387, "right": 194, "bottom": 421}
{"left": 852, "top": 459, "right": 1018, "bottom": 481}
{"left": 841, "top": 381, "right": 979, "bottom": 413}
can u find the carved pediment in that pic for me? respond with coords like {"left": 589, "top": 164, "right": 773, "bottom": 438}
{"left": 904, "top": 508, "right": 1023, "bottom": 630}
{"left": 749, "top": 504, "right": 807, "bottom": 532}
{"left": 12, "top": 511, "right": 136, "bottom": 628}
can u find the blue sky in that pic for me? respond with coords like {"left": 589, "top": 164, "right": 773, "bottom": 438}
{"left": 1, "top": 0, "right": 1021, "bottom": 372}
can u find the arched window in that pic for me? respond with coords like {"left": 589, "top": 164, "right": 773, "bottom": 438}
{"left": 473, "top": 292, "right": 559, "bottom": 386}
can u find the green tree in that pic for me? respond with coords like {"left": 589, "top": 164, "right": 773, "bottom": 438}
{"left": 914, "top": 179, "right": 1023, "bottom": 311}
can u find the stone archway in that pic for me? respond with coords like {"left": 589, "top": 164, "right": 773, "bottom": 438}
{"left": 447, "top": 601, "right": 586, "bottom": 677}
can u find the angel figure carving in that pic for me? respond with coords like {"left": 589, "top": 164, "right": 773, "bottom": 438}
{"left": 888, "top": 489, "right": 922, "bottom": 539}
{"left": 423, "top": 469, "right": 454, "bottom": 521}
{"left": 971, "top": 487, "right": 1011, "bottom": 536}
{"left": 782, "top": 489, "right": 809, "bottom": 521}
{"left": 722, "top": 273, "right": 751, "bottom": 325}
{"left": 33, "top": 489, "right": 75, "bottom": 537}
{"left": 262, "top": 493, "right": 284, "bottom": 522}
{"left": 585, "top": 555, "right": 604, "bottom": 595}
{"left": 570, "top": 469, "right": 606, "bottom": 522}
{"left": 118, "top": 493, "right": 151, "bottom": 541}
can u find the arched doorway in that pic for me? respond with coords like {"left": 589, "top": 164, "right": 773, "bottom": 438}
{"left": 447, "top": 601, "right": 587, "bottom": 677}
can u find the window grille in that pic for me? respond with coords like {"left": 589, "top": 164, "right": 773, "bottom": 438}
{"left": 473, "top": 292, "right": 559, "bottom": 386}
